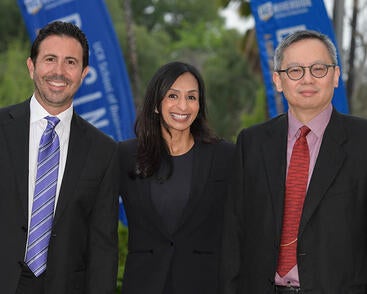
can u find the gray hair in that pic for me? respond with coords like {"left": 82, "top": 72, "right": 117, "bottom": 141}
{"left": 273, "top": 30, "right": 338, "bottom": 71}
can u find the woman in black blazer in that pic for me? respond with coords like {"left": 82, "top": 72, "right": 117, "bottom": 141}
{"left": 119, "top": 61, "right": 234, "bottom": 294}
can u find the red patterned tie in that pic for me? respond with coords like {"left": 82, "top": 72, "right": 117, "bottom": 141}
{"left": 277, "top": 126, "right": 310, "bottom": 277}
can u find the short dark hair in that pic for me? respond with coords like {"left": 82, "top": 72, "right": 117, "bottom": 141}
{"left": 134, "top": 61, "right": 218, "bottom": 178}
{"left": 274, "top": 30, "right": 338, "bottom": 71}
{"left": 30, "top": 21, "right": 89, "bottom": 69}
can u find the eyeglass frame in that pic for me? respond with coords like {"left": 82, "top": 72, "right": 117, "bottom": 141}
{"left": 276, "top": 63, "right": 337, "bottom": 81}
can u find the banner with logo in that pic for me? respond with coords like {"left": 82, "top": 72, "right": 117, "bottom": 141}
{"left": 250, "top": 0, "right": 349, "bottom": 117}
{"left": 17, "top": 0, "right": 135, "bottom": 225}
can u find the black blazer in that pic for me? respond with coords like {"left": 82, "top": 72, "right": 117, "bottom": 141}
{"left": 221, "top": 109, "right": 367, "bottom": 293}
{"left": 119, "top": 138, "right": 234, "bottom": 294}
{"left": 0, "top": 100, "right": 119, "bottom": 294}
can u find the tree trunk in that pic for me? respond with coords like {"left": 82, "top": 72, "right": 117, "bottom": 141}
{"left": 123, "top": 0, "right": 141, "bottom": 108}
{"left": 332, "top": 0, "right": 344, "bottom": 56}
{"left": 346, "top": 0, "right": 358, "bottom": 110}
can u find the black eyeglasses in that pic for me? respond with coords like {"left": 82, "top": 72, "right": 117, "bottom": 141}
{"left": 276, "top": 63, "right": 336, "bottom": 81}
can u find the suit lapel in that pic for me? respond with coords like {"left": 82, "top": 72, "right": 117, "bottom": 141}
{"left": 137, "top": 142, "right": 213, "bottom": 236}
{"left": 2, "top": 101, "right": 30, "bottom": 220}
{"left": 53, "top": 113, "right": 89, "bottom": 223}
{"left": 299, "top": 111, "right": 346, "bottom": 235}
{"left": 175, "top": 142, "right": 212, "bottom": 232}
{"left": 138, "top": 176, "right": 171, "bottom": 236}
{"left": 262, "top": 115, "right": 288, "bottom": 239}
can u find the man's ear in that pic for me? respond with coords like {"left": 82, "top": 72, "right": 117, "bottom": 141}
{"left": 273, "top": 71, "right": 283, "bottom": 92}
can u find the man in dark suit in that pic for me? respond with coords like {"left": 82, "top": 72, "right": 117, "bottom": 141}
{"left": 0, "top": 21, "right": 119, "bottom": 293}
{"left": 221, "top": 30, "right": 367, "bottom": 293}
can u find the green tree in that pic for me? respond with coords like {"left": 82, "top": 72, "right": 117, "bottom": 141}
{"left": 202, "top": 28, "right": 261, "bottom": 140}
{"left": 0, "top": 38, "right": 32, "bottom": 106}
{"left": 0, "top": 0, "right": 28, "bottom": 53}
{"left": 217, "top": 0, "right": 251, "bottom": 17}
{"left": 240, "top": 85, "right": 267, "bottom": 131}
{"left": 131, "top": 0, "right": 220, "bottom": 37}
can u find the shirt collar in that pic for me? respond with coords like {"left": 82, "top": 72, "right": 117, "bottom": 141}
{"left": 288, "top": 104, "right": 332, "bottom": 139}
{"left": 30, "top": 95, "right": 73, "bottom": 126}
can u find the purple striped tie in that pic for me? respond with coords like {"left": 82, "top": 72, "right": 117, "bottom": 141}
{"left": 25, "top": 116, "right": 60, "bottom": 276}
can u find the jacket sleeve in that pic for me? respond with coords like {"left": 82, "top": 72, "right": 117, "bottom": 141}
{"left": 219, "top": 132, "right": 246, "bottom": 294}
{"left": 86, "top": 143, "right": 119, "bottom": 294}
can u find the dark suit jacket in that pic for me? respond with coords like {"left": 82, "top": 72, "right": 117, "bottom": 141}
{"left": 0, "top": 100, "right": 119, "bottom": 294}
{"left": 221, "top": 109, "right": 367, "bottom": 294}
{"left": 119, "top": 138, "right": 234, "bottom": 294}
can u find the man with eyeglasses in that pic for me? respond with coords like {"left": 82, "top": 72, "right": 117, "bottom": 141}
{"left": 220, "top": 30, "right": 367, "bottom": 294}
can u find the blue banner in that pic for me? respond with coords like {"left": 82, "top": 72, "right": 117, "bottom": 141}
{"left": 17, "top": 0, "right": 136, "bottom": 141}
{"left": 250, "top": 0, "right": 349, "bottom": 117}
{"left": 17, "top": 0, "right": 135, "bottom": 225}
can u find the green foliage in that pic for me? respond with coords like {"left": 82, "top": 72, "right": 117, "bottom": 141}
{"left": 131, "top": 26, "right": 172, "bottom": 101}
{"left": 0, "top": 1, "right": 31, "bottom": 106}
{"left": 0, "top": 0, "right": 28, "bottom": 52}
{"left": 239, "top": 85, "right": 268, "bottom": 136}
{"left": 131, "top": 0, "right": 220, "bottom": 37}
{"left": 216, "top": 0, "right": 252, "bottom": 17}
{"left": 117, "top": 223, "right": 128, "bottom": 293}
{"left": 0, "top": 39, "right": 33, "bottom": 106}
{"left": 203, "top": 29, "right": 261, "bottom": 140}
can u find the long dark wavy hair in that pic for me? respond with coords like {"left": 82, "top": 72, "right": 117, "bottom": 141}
{"left": 133, "top": 61, "right": 218, "bottom": 179}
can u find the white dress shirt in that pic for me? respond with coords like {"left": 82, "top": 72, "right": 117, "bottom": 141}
{"left": 28, "top": 95, "right": 73, "bottom": 226}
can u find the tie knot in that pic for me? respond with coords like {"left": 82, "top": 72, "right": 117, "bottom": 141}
{"left": 45, "top": 116, "right": 60, "bottom": 129}
{"left": 299, "top": 126, "right": 310, "bottom": 138}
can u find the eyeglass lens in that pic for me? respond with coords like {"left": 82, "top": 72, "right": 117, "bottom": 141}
{"left": 286, "top": 64, "right": 330, "bottom": 80}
